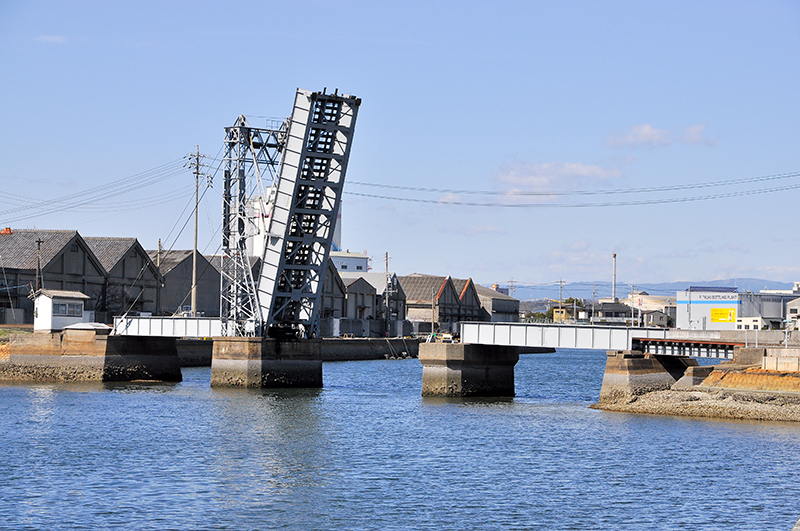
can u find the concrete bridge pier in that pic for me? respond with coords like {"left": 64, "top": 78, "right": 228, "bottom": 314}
{"left": 210, "top": 337, "right": 322, "bottom": 388}
{"left": 418, "top": 342, "right": 519, "bottom": 397}
{"left": 597, "top": 350, "right": 698, "bottom": 404}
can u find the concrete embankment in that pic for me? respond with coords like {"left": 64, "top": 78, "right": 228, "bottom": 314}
{"left": 0, "top": 328, "right": 182, "bottom": 382}
{"left": 321, "top": 337, "right": 419, "bottom": 361}
{"left": 593, "top": 348, "right": 800, "bottom": 422}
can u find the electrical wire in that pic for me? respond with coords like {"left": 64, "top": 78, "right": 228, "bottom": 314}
{"left": 345, "top": 179, "right": 800, "bottom": 208}
{"left": 348, "top": 170, "right": 800, "bottom": 197}
{"left": 1, "top": 159, "right": 188, "bottom": 222}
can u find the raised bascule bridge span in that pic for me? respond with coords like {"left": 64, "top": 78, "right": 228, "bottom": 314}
{"left": 107, "top": 87, "right": 363, "bottom": 387}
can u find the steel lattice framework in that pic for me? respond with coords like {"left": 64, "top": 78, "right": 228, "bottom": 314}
{"left": 258, "top": 89, "right": 360, "bottom": 338}
{"left": 220, "top": 116, "right": 287, "bottom": 336}
{"left": 220, "top": 89, "right": 360, "bottom": 337}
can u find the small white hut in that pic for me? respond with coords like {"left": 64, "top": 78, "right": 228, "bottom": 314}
{"left": 33, "top": 290, "right": 92, "bottom": 332}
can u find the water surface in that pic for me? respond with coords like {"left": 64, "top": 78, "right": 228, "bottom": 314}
{"left": 1, "top": 350, "right": 798, "bottom": 530}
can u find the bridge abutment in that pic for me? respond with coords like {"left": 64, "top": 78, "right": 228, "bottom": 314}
{"left": 2, "top": 328, "right": 182, "bottom": 382}
{"left": 597, "top": 350, "right": 698, "bottom": 404}
{"left": 418, "top": 342, "right": 519, "bottom": 397}
{"left": 210, "top": 337, "right": 322, "bottom": 388}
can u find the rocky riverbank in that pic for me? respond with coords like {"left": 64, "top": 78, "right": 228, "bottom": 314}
{"left": 592, "top": 386, "right": 800, "bottom": 422}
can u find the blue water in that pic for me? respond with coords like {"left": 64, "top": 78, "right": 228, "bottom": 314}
{"left": 1, "top": 350, "right": 799, "bottom": 530}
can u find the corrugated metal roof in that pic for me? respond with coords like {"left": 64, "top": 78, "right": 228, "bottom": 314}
{"left": 84, "top": 237, "right": 138, "bottom": 272}
{"left": 147, "top": 249, "right": 193, "bottom": 275}
{"left": 398, "top": 274, "right": 447, "bottom": 302}
{"left": 36, "top": 289, "right": 90, "bottom": 299}
{"left": 338, "top": 271, "right": 397, "bottom": 294}
{"left": 474, "top": 283, "right": 518, "bottom": 301}
{"left": 0, "top": 229, "right": 78, "bottom": 270}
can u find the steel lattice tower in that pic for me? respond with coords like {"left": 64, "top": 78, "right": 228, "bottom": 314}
{"left": 220, "top": 89, "right": 360, "bottom": 338}
{"left": 220, "top": 116, "right": 287, "bottom": 336}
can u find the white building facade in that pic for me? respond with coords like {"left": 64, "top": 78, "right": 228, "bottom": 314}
{"left": 677, "top": 286, "right": 800, "bottom": 331}
{"left": 34, "top": 290, "right": 92, "bottom": 332}
{"left": 329, "top": 250, "right": 370, "bottom": 273}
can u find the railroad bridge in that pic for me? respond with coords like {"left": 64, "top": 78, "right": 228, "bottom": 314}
{"left": 458, "top": 321, "right": 762, "bottom": 359}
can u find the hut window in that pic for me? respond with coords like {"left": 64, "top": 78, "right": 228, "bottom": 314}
{"left": 53, "top": 302, "right": 83, "bottom": 316}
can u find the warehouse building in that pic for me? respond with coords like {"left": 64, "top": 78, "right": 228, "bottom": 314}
{"left": 677, "top": 285, "right": 800, "bottom": 331}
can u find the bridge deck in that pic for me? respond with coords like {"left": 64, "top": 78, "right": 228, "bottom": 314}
{"left": 460, "top": 322, "right": 736, "bottom": 358}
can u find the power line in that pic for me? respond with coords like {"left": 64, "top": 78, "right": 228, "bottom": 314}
{"left": 345, "top": 179, "right": 800, "bottom": 208}
{"left": 349, "top": 170, "right": 800, "bottom": 197}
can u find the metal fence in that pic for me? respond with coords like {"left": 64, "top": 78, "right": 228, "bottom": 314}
{"left": 112, "top": 316, "right": 222, "bottom": 337}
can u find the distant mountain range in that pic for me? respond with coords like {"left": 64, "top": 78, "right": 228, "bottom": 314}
{"left": 494, "top": 278, "right": 795, "bottom": 303}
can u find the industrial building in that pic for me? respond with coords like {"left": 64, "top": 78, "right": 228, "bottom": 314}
{"left": 147, "top": 249, "right": 220, "bottom": 316}
{"left": 85, "top": 237, "right": 161, "bottom": 319}
{"left": 0, "top": 229, "right": 108, "bottom": 324}
{"left": 677, "top": 285, "right": 800, "bottom": 331}
{"left": 397, "top": 273, "right": 519, "bottom": 333}
{"left": 329, "top": 250, "right": 370, "bottom": 273}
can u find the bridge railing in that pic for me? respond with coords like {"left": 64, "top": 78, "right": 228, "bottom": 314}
{"left": 112, "top": 316, "right": 223, "bottom": 338}
{"left": 460, "top": 322, "right": 668, "bottom": 351}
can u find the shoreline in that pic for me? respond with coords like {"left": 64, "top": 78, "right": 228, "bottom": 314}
{"left": 591, "top": 386, "right": 800, "bottom": 422}
{"left": 593, "top": 360, "right": 800, "bottom": 422}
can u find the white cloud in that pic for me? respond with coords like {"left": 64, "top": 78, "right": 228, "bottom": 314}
{"left": 494, "top": 162, "right": 622, "bottom": 192}
{"left": 35, "top": 35, "right": 67, "bottom": 44}
{"left": 606, "top": 124, "right": 671, "bottom": 148}
{"left": 607, "top": 123, "right": 716, "bottom": 149}
{"left": 437, "top": 193, "right": 463, "bottom": 204}
{"left": 682, "top": 124, "right": 716, "bottom": 146}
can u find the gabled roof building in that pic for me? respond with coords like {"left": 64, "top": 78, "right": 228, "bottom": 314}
{"left": 452, "top": 278, "right": 482, "bottom": 322}
{"left": 86, "top": 237, "right": 161, "bottom": 317}
{"left": 398, "top": 274, "right": 461, "bottom": 330}
{"left": 0, "top": 229, "right": 107, "bottom": 323}
{"left": 147, "top": 249, "right": 220, "bottom": 316}
{"left": 474, "top": 283, "right": 520, "bottom": 322}
{"left": 338, "top": 271, "right": 407, "bottom": 322}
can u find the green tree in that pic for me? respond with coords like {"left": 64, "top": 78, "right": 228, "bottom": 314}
{"left": 563, "top": 297, "right": 584, "bottom": 307}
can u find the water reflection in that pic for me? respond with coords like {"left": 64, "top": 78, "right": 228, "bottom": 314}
{"left": 209, "top": 386, "right": 327, "bottom": 505}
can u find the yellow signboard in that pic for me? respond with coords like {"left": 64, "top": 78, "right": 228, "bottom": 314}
{"left": 711, "top": 308, "right": 736, "bottom": 323}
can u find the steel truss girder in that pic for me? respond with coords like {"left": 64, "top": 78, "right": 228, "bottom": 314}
{"left": 257, "top": 89, "right": 361, "bottom": 338}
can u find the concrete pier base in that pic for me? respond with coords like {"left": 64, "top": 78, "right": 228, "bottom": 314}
{"left": 597, "top": 350, "right": 697, "bottom": 404}
{"left": 672, "top": 365, "right": 715, "bottom": 390}
{"left": 418, "top": 342, "right": 519, "bottom": 397}
{"left": 176, "top": 338, "right": 213, "bottom": 367}
{"left": 2, "top": 327, "right": 182, "bottom": 382}
{"left": 210, "top": 337, "right": 322, "bottom": 388}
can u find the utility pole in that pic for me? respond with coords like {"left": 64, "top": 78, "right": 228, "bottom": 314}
{"left": 384, "top": 251, "right": 392, "bottom": 337}
{"left": 187, "top": 146, "right": 206, "bottom": 317}
{"left": 431, "top": 287, "right": 436, "bottom": 339}
{"left": 508, "top": 278, "right": 515, "bottom": 298}
{"left": 630, "top": 285, "right": 635, "bottom": 327}
{"left": 591, "top": 284, "right": 597, "bottom": 325}
{"left": 35, "top": 238, "right": 44, "bottom": 292}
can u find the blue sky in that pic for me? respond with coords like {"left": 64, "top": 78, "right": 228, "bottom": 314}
{"left": 1, "top": 1, "right": 799, "bottom": 297}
